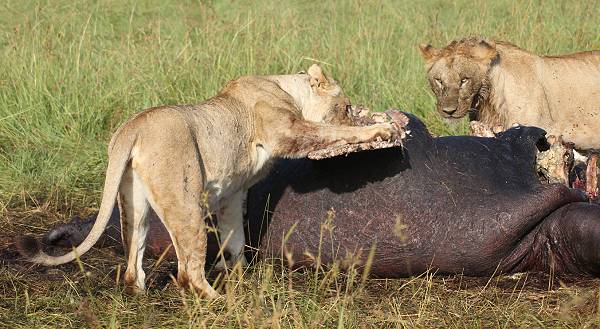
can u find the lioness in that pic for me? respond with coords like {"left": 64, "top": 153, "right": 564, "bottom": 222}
{"left": 419, "top": 37, "right": 600, "bottom": 196}
{"left": 18, "top": 64, "right": 400, "bottom": 298}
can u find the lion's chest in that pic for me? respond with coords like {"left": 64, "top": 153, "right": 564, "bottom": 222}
{"left": 203, "top": 143, "right": 274, "bottom": 209}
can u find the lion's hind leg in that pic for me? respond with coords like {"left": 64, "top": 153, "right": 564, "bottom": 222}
{"left": 160, "top": 205, "right": 218, "bottom": 298}
{"left": 134, "top": 150, "right": 219, "bottom": 299}
{"left": 119, "top": 168, "right": 151, "bottom": 294}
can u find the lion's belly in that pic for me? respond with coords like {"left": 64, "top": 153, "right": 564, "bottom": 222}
{"left": 501, "top": 94, "right": 600, "bottom": 151}
{"left": 509, "top": 115, "right": 599, "bottom": 151}
{"left": 540, "top": 62, "right": 600, "bottom": 150}
{"left": 560, "top": 123, "right": 600, "bottom": 150}
{"left": 549, "top": 100, "right": 600, "bottom": 150}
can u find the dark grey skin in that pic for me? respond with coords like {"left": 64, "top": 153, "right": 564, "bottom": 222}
{"left": 42, "top": 114, "right": 600, "bottom": 277}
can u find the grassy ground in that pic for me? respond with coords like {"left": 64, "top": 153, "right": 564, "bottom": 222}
{"left": 1, "top": 0, "right": 600, "bottom": 327}
{"left": 2, "top": 209, "right": 600, "bottom": 328}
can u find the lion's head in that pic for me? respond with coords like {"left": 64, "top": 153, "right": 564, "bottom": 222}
{"left": 302, "top": 64, "right": 353, "bottom": 125}
{"left": 419, "top": 38, "right": 498, "bottom": 120}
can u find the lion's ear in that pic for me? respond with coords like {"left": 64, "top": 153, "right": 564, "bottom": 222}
{"left": 471, "top": 39, "right": 497, "bottom": 63}
{"left": 308, "top": 64, "right": 329, "bottom": 88}
{"left": 418, "top": 43, "right": 440, "bottom": 62}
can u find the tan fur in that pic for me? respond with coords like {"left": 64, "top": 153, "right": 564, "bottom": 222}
{"left": 22, "top": 64, "right": 398, "bottom": 298}
{"left": 419, "top": 37, "right": 600, "bottom": 150}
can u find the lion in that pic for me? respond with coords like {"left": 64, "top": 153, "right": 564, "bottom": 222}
{"left": 17, "top": 64, "right": 401, "bottom": 298}
{"left": 418, "top": 37, "right": 600, "bottom": 147}
{"left": 419, "top": 37, "right": 600, "bottom": 196}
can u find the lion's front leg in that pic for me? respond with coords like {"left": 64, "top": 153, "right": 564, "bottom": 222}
{"left": 287, "top": 122, "right": 398, "bottom": 157}
{"left": 214, "top": 190, "right": 248, "bottom": 271}
{"left": 273, "top": 115, "right": 404, "bottom": 159}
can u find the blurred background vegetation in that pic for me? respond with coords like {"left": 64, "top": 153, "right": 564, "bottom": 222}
{"left": 1, "top": 0, "right": 598, "bottom": 209}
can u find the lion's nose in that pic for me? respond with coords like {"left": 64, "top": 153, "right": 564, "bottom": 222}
{"left": 442, "top": 107, "right": 457, "bottom": 115}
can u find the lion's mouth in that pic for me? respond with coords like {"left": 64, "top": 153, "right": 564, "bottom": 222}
{"left": 439, "top": 105, "right": 471, "bottom": 119}
{"left": 467, "top": 94, "right": 481, "bottom": 120}
{"left": 438, "top": 93, "right": 482, "bottom": 120}
{"left": 442, "top": 113, "right": 466, "bottom": 120}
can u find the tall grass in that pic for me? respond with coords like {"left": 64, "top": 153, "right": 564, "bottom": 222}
{"left": 1, "top": 0, "right": 598, "bottom": 209}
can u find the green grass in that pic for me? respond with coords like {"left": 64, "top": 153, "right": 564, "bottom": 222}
{"left": 1, "top": 0, "right": 600, "bottom": 327}
{"left": 1, "top": 0, "right": 599, "bottom": 209}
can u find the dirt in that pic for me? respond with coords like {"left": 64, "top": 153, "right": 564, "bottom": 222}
{"left": 3, "top": 222, "right": 599, "bottom": 295}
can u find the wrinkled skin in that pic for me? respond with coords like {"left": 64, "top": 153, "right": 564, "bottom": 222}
{"left": 43, "top": 114, "right": 600, "bottom": 276}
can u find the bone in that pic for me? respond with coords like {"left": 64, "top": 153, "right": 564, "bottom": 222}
{"left": 534, "top": 137, "right": 600, "bottom": 201}
{"left": 469, "top": 121, "right": 496, "bottom": 137}
{"left": 536, "top": 135, "right": 573, "bottom": 185}
{"left": 586, "top": 153, "right": 598, "bottom": 201}
{"left": 492, "top": 125, "right": 505, "bottom": 134}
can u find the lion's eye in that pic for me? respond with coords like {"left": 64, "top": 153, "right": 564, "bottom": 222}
{"left": 459, "top": 78, "right": 469, "bottom": 87}
{"left": 434, "top": 78, "right": 443, "bottom": 88}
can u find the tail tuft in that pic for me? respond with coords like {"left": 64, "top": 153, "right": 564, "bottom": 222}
{"left": 15, "top": 235, "right": 42, "bottom": 259}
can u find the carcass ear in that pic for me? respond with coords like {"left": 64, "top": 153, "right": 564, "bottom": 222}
{"left": 471, "top": 39, "right": 498, "bottom": 63}
{"left": 307, "top": 64, "right": 328, "bottom": 88}
{"left": 418, "top": 43, "right": 440, "bottom": 62}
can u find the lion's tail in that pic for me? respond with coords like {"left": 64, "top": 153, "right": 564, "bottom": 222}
{"left": 16, "top": 129, "right": 137, "bottom": 266}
